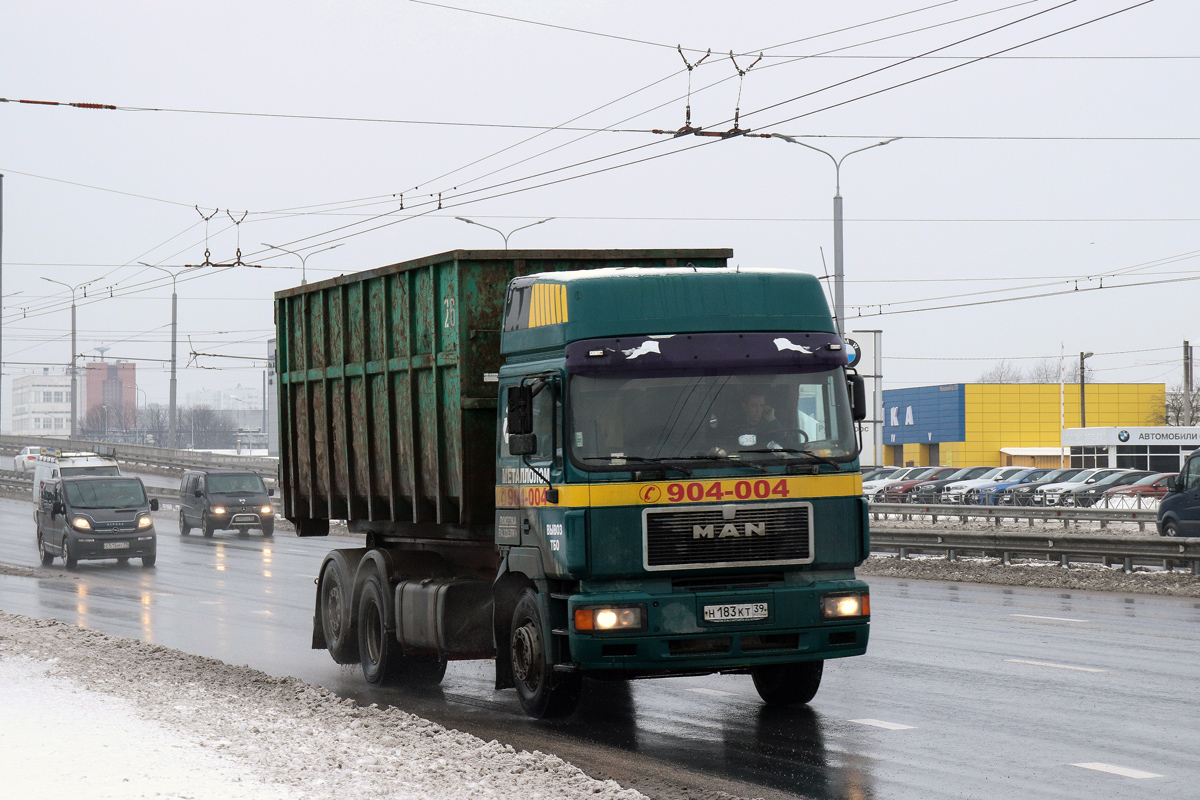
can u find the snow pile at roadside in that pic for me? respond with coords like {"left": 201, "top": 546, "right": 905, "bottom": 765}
{"left": 0, "top": 612, "right": 645, "bottom": 800}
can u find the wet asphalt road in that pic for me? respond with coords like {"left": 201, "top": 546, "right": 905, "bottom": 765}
{"left": 2, "top": 493, "right": 1199, "bottom": 800}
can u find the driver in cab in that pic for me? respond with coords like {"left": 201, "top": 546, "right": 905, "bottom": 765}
{"left": 709, "top": 391, "right": 784, "bottom": 457}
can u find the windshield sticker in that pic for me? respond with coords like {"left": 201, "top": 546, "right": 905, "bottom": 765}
{"left": 622, "top": 340, "right": 661, "bottom": 359}
{"left": 773, "top": 337, "right": 814, "bottom": 354}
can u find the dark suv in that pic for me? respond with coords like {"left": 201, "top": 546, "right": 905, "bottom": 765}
{"left": 179, "top": 469, "right": 274, "bottom": 538}
{"left": 35, "top": 475, "right": 158, "bottom": 568}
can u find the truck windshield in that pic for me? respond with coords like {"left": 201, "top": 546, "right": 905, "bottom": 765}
{"left": 64, "top": 479, "right": 147, "bottom": 509}
{"left": 208, "top": 474, "right": 266, "bottom": 494}
{"left": 570, "top": 369, "right": 855, "bottom": 469}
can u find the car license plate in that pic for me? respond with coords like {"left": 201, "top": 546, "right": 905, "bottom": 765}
{"left": 703, "top": 602, "right": 768, "bottom": 622}
{"left": 103, "top": 541, "right": 130, "bottom": 550}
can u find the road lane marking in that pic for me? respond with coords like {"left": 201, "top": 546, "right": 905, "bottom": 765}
{"left": 850, "top": 719, "right": 915, "bottom": 730}
{"left": 1006, "top": 659, "right": 1106, "bottom": 673}
{"left": 1071, "top": 763, "right": 1162, "bottom": 779}
{"left": 687, "top": 687, "right": 736, "bottom": 697}
{"left": 1011, "top": 614, "right": 1087, "bottom": 622}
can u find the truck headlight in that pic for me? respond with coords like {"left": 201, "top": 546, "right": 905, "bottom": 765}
{"left": 574, "top": 605, "right": 646, "bottom": 632}
{"left": 820, "top": 592, "right": 869, "bottom": 620}
{"left": 138, "top": 516, "right": 153, "bottom": 529}
{"left": 260, "top": 505, "right": 273, "bottom": 515}
{"left": 211, "top": 506, "right": 226, "bottom": 515}
{"left": 71, "top": 517, "right": 91, "bottom": 530}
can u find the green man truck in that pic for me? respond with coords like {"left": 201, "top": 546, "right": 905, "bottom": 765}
{"left": 276, "top": 248, "right": 870, "bottom": 718}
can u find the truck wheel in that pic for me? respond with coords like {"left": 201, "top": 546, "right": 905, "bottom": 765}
{"left": 202, "top": 512, "right": 215, "bottom": 538}
{"left": 752, "top": 660, "right": 823, "bottom": 706}
{"left": 319, "top": 555, "right": 360, "bottom": 664}
{"left": 179, "top": 510, "right": 190, "bottom": 536}
{"left": 357, "top": 575, "right": 447, "bottom": 686}
{"left": 62, "top": 536, "right": 78, "bottom": 570}
{"left": 510, "top": 589, "right": 581, "bottom": 719}
{"left": 38, "top": 531, "right": 54, "bottom": 566}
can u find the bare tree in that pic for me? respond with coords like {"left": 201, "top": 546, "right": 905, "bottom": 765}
{"left": 139, "top": 403, "right": 168, "bottom": 446}
{"left": 977, "top": 360, "right": 1023, "bottom": 383}
{"left": 1153, "top": 383, "right": 1198, "bottom": 426}
{"left": 178, "top": 405, "right": 239, "bottom": 449}
{"left": 1025, "top": 359, "right": 1062, "bottom": 383}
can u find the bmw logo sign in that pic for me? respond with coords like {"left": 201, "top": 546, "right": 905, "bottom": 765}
{"left": 1117, "top": 430, "right": 1130, "bottom": 443}
{"left": 844, "top": 337, "right": 862, "bottom": 368}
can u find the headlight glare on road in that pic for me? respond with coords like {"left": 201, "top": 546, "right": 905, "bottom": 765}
{"left": 71, "top": 517, "right": 91, "bottom": 530}
{"left": 573, "top": 605, "right": 645, "bottom": 632}
{"left": 820, "top": 592, "right": 869, "bottom": 620}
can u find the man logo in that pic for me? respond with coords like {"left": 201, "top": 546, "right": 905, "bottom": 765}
{"left": 1117, "top": 430, "right": 1130, "bottom": 442}
{"left": 693, "top": 523, "right": 768, "bottom": 539}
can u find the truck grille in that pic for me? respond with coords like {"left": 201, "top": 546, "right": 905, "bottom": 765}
{"left": 643, "top": 502, "right": 813, "bottom": 571}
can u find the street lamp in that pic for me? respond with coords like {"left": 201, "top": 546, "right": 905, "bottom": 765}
{"left": 1079, "top": 352, "right": 1094, "bottom": 428}
{"left": 41, "top": 277, "right": 93, "bottom": 438}
{"left": 261, "top": 243, "right": 343, "bottom": 286}
{"left": 142, "top": 264, "right": 200, "bottom": 449}
{"left": 771, "top": 134, "right": 900, "bottom": 337}
{"left": 455, "top": 217, "right": 554, "bottom": 249}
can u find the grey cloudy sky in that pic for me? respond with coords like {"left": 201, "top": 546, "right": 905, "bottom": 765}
{"left": 2, "top": 0, "right": 1197, "bottom": 428}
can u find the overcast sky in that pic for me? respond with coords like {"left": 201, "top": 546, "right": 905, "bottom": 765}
{"left": 3, "top": 0, "right": 1197, "bottom": 428}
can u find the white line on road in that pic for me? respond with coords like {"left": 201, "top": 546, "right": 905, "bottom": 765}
{"left": 850, "top": 719, "right": 915, "bottom": 730}
{"left": 687, "top": 687, "right": 737, "bottom": 697}
{"left": 1006, "top": 659, "right": 1106, "bottom": 673}
{"left": 1071, "top": 763, "right": 1162, "bottom": 779}
{"left": 1011, "top": 614, "right": 1088, "bottom": 622}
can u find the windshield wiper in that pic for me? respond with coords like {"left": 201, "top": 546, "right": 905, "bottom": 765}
{"left": 739, "top": 447, "right": 842, "bottom": 467}
{"left": 582, "top": 455, "right": 692, "bottom": 476}
{"left": 667, "top": 455, "right": 769, "bottom": 474}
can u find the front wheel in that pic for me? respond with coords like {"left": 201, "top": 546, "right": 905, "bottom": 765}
{"left": 179, "top": 510, "right": 190, "bottom": 536}
{"left": 38, "top": 531, "right": 54, "bottom": 566}
{"left": 751, "top": 660, "right": 823, "bottom": 706}
{"left": 62, "top": 536, "right": 78, "bottom": 570}
{"left": 1163, "top": 520, "right": 1181, "bottom": 537}
{"left": 261, "top": 521, "right": 274, "bottom": 538}
{"left": 202, "top": 512, "right": 215, "bottom": 538}
{"left": 142, "top": 551, "right": 156, "bottom": 568}
{"left": 510, "top": 589, "right": 581, "bottom": 719}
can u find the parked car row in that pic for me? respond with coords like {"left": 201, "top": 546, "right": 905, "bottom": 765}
{"left": 862, "top": 465, "right": 1176, "bottom": 507}
{"left": 28, "top": 446, "right": 273, "bottom": 570}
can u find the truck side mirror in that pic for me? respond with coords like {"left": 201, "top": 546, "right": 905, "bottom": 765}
{"left": 509, "top": 434, "right": 538, "bottom": 456}
{"left": 507, "top": 385, "right": 534, "bottom": 435}
{"left": 150, "top": 498, "right": 159, "bottom": 511}
{"left": 849, "top": 375, "right": 867, "bottom": 421}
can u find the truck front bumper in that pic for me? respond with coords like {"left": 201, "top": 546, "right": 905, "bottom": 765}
{"left": 566, "top": 579, "right": 869, "bottom": 673}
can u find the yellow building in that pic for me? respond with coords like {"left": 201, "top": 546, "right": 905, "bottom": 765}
{"left": 881, "top": 383, "right": 1165, "bottom": 468}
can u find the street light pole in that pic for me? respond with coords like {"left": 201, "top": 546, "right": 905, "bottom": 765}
{"left": 262, "top": 243, "right": 343, "bottom": 286}
{"left": 41, "top": 277, "right": 91, "bottom": 439}
{"left": 143, "top": 264, "right": 201, "bottom": 449}
{"left": 771, "top": 135, "right": 899, "bottom": 337}
{"left": 1079, "top": 351, "right": 1094, "bottom": 428}
{"left": 455, "top": 217, "right": 554, "bottom": 249}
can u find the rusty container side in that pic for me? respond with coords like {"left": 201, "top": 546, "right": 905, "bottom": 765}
{"left": 275, "top": 249, "right": 733, "bottom": 536}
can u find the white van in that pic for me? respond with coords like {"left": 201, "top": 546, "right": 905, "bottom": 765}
{"left": 32, "top": 450, "right": 121, "bottom": 504}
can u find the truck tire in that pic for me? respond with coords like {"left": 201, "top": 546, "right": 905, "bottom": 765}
{"left": 510, "top": 589, "right": 581, "bottom": 719}
{"left": 318, "top": 553, "right": 361, "bottom": 664}
{"left": 751, "top": 660, "right": 823, "bottom": 706}
{"left": 357, "top": 575, "right": 447, "bottom": 686}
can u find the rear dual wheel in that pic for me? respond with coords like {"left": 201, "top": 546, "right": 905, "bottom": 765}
{"left": 357, "top": 575, "right": 446, "bottom": 686}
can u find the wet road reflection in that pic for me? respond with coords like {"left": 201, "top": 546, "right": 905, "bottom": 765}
{"left": 2, "top": 496, "right": 1200, "bottom": 798}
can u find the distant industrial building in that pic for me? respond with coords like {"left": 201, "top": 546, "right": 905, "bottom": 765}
{"left": 882, "top": 382, "right": 1165, "bottom": 468}
{"left": 12, "top": 370, "right": 73, "bottom": 437}
{"left": 84, "top": 361, "right": 137, "bottom": 431}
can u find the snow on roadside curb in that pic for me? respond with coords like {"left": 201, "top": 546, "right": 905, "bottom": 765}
{"left": 0, "top": 612, "right": 646, "bottom": 800}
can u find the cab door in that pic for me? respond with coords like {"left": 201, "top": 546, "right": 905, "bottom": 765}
{"left": 1174, "top": 457, "right": 1200, "bottom": 534}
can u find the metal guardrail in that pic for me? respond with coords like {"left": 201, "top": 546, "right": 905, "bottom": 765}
{"left": 870, "top": 528, "right": 1200, "bottom": 575}
{"left": 0, "top": 470, "right": 282, "bottom": 514}
{"left": 868, "top": 502, "right": 1157, "bottom": 530}
{"left": 0, "top": 434, "right": 277, "bottom": 475}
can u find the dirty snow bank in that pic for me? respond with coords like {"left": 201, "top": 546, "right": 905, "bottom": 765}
{"left": 0, "top": 612, "right": 645, "bottom": 800}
